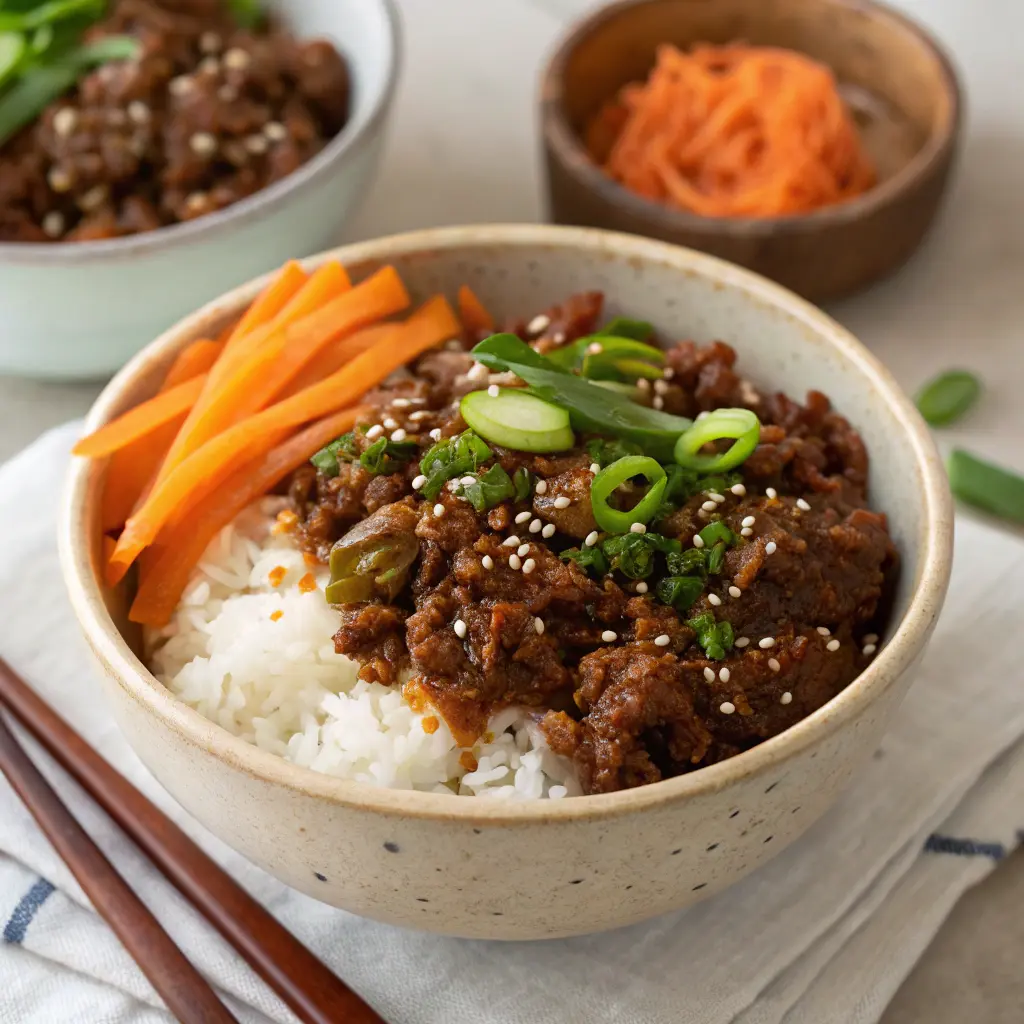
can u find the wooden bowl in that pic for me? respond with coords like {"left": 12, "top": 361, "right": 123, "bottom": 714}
{"left": 540, "top": 0, "right": 963, "bottom": 300}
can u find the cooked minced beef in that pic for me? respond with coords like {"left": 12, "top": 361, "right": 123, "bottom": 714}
{"left": 0, "top": 0, "right": 349, "bottom": 242}
{"left": 286, "top": 293, "right": 897, "bottom": 794}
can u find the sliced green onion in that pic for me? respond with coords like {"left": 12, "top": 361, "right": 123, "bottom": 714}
{"left": 948, "top": 449, "right": 1024, "bottom": 524}
{"left": 656, "top": 576, "right": 704, "bottom": 611}
{"left": 459, "top": 464, "right": 516, "bottom": 512}
{"left": 596, "top": 317, "right": 655, "bottom": 341}
{"left": 418, "top": 430, "right": 492, "bottom": 500}
{"left": 548, "top": 334, "right": 665, "bottom": 375}
{"left": 698, "top": 521, "right": 735, "bottom": 548}
{"left": 561, "top": 545, "right": 610, "bottom": 577}
{"left": 590, "top": 455, "right": 667, "bottom": 534}
{"left": 916, "top": 370, "right": 981, "bottom": 426}
{"left": 512, "top": 467, "right": 533, "bottom": 502}
{"left": 667, "top": 548, "right": 707, "bottom": 576}
{"left": 674, "top": 408, "right": 760, "bottom": 473}
{"left": 606, "top": 357, "right": 664, "bottom": 381}
{"left": 601, "top": 531, "right": 680, "bottom": 579}
{"left": 311, "top": 431, "right": 358, "bottom": 477}
{"left": 687, "top": 613, "right": 734, "bottom": 660}
{"left": 359, "top": 437, "right": 418, "bottom": 475}
{"left": 460, "top": 388, "right": 574, "bottom": 453}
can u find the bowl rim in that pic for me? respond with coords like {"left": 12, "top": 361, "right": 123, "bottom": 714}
{"left": 60, "top": 223, "right": 954, "bottom": 824}
{"left": 0, "top": 0, "right": 401, "bottom": 266}
{"left": 540, "top": 0, "right": 964, "bottom": 236}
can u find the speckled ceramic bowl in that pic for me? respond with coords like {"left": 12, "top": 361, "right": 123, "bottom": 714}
{"left": 60, "top": 225, "right": 953, "bottom": 940}
{"left": 0, "top": 0, "right": 400, "bottom": 380}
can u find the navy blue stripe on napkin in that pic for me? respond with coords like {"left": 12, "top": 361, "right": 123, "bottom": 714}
{"left": 923, "top": 834, "right": 1006, "bottom": 861}
{"left": 3, "top": 877, "right": 55, "bottom": 945}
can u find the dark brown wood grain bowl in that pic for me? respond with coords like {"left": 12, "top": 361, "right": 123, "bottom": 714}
{"left": 540, "top": 0, "right": 963, "bottom": 301}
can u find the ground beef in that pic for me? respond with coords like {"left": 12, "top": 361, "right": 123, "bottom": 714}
{"left": 0, "top": 0, "right": 349, "bottom": 242}
{"left": 286, "top": 292, "right": 897, "bottom": 794}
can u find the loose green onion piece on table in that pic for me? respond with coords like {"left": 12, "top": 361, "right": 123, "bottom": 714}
{"left": 674, "top": 408, "right": 760, "bottom": 473}
{"left": 590, "top": 455, "right": 667, "bottom": 534}
{"left": 915, "top": 370, "right": 982, "bottom": 427}
{"left": 947, "top": 449, "right": 1024, "bottom": 524}
{"left": 460, "top": 387, "right": 575, "bottom": 453}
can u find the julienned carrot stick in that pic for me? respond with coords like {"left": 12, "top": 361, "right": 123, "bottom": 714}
{"left": 156, "top": 262, "right": 350, "bottom": 483}
{"left": 108, "top": 294, "right": 460, "bottom": 581}
{"left": 458, "top": 285, "right": 495, "bottom": 333}
{"left": 284, "top": 323, "right": 399, "bottom": 398}
{"left": 162, "top": 339, "right": 222, "bottom": 390}
{"left": 129, "top": 408, "right": 364, "bottom": 626}
{"left": 74, "top": 375, "right": 207, "bottom": 458}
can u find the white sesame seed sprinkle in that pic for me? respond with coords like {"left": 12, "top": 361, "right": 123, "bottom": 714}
{"left": 708, "top": 593, "right": 722, "bottom": 606}
{"left": 429, "top": 428, "right": 441, "bottom": 441}
{"left": 864, "top": 633, "right": 879, "bottom": 645}
{"left": 720, "top": 701, "right": 736, "bottom": 715}
{"left": 409, "top": 410, "right": 431, "bottom": 422}
{"left": 365, "top": 424, "right": 384, "bottom": 440}
{"left": 701, "top": 500, "right": 718, "bottom": 512}
{"left": 223, "top": 47, "right": 251, "bottom": 70}
{"left": 169, "top": 75, "right": 194, "bottom": 96}
{"left": 503, "top": 536, "right": 520, "bottom": 548}
{"left": 635, "top": 581, "right": 649, "bottom": 594}
{"left": 816, "top": 626, "right": 831, "bottom": 636}
{"left": 535, "top": 480, "right": 548, "bottom": 495}
{"left": 527, "top": 314, "right": 551, "bottom": 336}
{"left": 47, "top": 167, "right": 72, "bottom": 193}
{"left": 653, "top": 380, "right": 670, "bottom": 395}
{"left": 391, "top": 397, "right": 411, "bottom": 408}
{"left": 703, "top": 667, "right": 715, "bottom": 682}
{"left": 509, "top": 554, "right": 522, "bottom": 570}
{"left": 863, "top": 643, "right": 877, "bottom": 655}
{"left": 482, "top": 555, "right": 494, "bottom": 570}
{"left": 487, "top": 384, "right": 500, "bottom": 398}
{"left": 433, "top": 503, "right": 445, "bottom": 517}
{"left": 382, "top": 417, "right": 398, "bottom": 430}
{"left": 729, "top": 586, "right": 742, "bottom": 598}
{"left": 453, "top": 619, "right": 467, "bottom": 639}
{"left": 552, "top": 331, "right": 566, "bottom": 343}
{"left": 447, "top": 480, "right": 460, "bottom": 493}
{"left": 697, "top": 411, "right": 709, "bottom": 420}
{"left": 53, "top": 108, "right": 77, "bottom": 137}
{"left": 189, "top": 131, "right": 217, "bottom": 156}
{"left": 709, "top": 492, "right": 726, "bottom": 503}
{"left": 264, "top": 121, "right": 288, "bottom": 142}
{"left": 826, "top": 639, "right": 841, "bottom": 652}
{"left": 457, "top": 475, "right": 473, "bottom": 486}
{"left": 584, "top": 531, "right": 599, "bottom": 547}
{"left": 517, "top": 543, "right": 530, "bottom": 557}
{"left": 630, "top": 522, "right": 647, "bottom": 534}
{"left": 412, "top": 474, "right": 427, "bottom": 489}
{"left": 655, "top": 634, "right": 671, "bottom": 646}
{"left": 719, "top": 667, "right": 731, "bottom": 683}
{"left": 636, "top": 378, "right": 651, "bottom": 392}
{"left": 741, "top": 516, "right": 756, "bottom": 528}
{"left": 467, "top": 362, "right": 488, "bottom": 381}
{"left": 797, "top": 498, "right": 812, "bottom": 512}
{"left": 601, "top": 630, "right": 618, "bottom": 643}
{"left": 735, "top": 637, "right": 750, "bottom": 648}
{"left": 522, "top": 558, "right": 536, "bottom": 574}
{"left": 765, "top": 541, "right": 777, "bottom": 555}
{"left": 245, "top": 133, "right": 268, "bottom": 155}
{"left": 529, "top": 518, "right": 543, "bottom": 534}
{"left": 652, "top": 396, "right": 665, "bottom": 410}
{"left": 770, "top": 659, "right": 782, "bottom": 673}
{"left": 542, "top": 523, "right": 556, "bottom": 538}
{"left": 766, "top": 487, "right": 778, "bottom": 500}
{"left": 780, "top": 689, "right": 792, "bottom": 703}
{"left": 200, "top": 31, "right": 222, "bottom": 53}
{"left": 589, "top": 463, "right": 601, "bottom": 474}
{"left": 741, "top": 528, "right": 753, "bottom": 538}
{"left": 587, "top": 342, "right": 604, "bottom": 355}
{"left": 534, "top": 617, "right": 545, "bottom": 634}
{"left": 663, "top": 367, "right": 675, "bottom": 379}
{"left": 390, "top": 428, "right": 407, "bottom": 442}
{"left": 515, "top": 511, "right": 532, "bottom": 524}
{"left": 759, "top": 637, "right": 776, "bottom": 649}
{"left": 731, "top": 484, "right": 747, "bottom": 497}
{"left": 41, "top": 212, "right": 64, "bottom": 238}
{"left": 553, "top": 496, "right": 571, "bottom": 509}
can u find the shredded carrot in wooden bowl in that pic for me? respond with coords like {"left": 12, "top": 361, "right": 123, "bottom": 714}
{"left": 586, "top": 43, "right": 876, "bottom": 219}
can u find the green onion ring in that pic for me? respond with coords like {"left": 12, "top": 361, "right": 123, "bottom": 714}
{"left": 590, "top": 456, "right": 667, "bottom": 534}
{"left": 674, "top": 408, "right": 760, "bottom": 473}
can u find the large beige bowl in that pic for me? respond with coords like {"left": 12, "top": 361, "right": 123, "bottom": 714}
{"left": 60, "top": 225, "right": 953, "bottom": 940}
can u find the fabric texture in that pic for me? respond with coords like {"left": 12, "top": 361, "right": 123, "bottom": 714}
{"left": 0, "top": 422, "right": 1021, "bottom": 1024}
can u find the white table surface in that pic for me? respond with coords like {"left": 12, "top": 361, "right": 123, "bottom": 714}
{"left": 2, "top": 0, "right": 1022, "bottom": 1019}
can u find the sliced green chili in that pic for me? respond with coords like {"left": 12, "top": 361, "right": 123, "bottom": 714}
{"left": 590, "top": 455, "right": 667, "bottom": 534}
{"left": 916, "top": 370, "right": 981, "bottom": 426}
{"left": 698, "top": 521, "right": 735, "bottom": 547}
{"left": 674, "top": 408, "right": 760, "bottom": 473}
{"left": 656, "top": 576, "right": 704, "bottom": 611}
{"left": 948, "top": 449, "right": 1024, "bottom": 524}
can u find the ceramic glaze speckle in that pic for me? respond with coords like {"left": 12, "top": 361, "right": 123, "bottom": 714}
{"left": 61, "top": 225, "right": 953, "bottom": 940}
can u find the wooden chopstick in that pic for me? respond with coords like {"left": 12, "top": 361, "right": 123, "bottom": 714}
{"left": 0, "top": 712, "right": 239, "bottom": 1023}
{"left": 0, "top": 658, "right": 384, "bottom": 1024}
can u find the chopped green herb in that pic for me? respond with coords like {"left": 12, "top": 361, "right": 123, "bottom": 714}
{"left": 947, "top": 449, "right": 1024, "bottom": 524}
{"left": 656, "top": 576, "right": 704, "bottom": 611}
{"left": 459, "top": 464, "right": 516, "bottom": 512}
{"left": 360, "top": 437, "right": 418, "bottom": 475}
{"left": 915, "top": 370, "right": 981, "bottom": 426}
{"left": 698, "top": 521, "right": 736, "bottom": 548}
{"left": 561, "top": 545, "right": 610, "bottom": 577}
{"left": 601, "top": 531, "right": 681, "bottom": 579}
{"left": 418, "top": 430, "right": 492, "bottom": 500}
{"left": 687, "top": 613, "right": 735, "bottom": 660}
{"left": 590, "top": 455, "right": 668, "bottom": 534}
{"left": 513, "top": 467, "right": 533, "bottom": 502}
{"left": 666, "top": 548, "right": 707, "bottom": 576}
{"left": 311, "top": 431, "right": 359, "bottom": 477}
{"left": 706, "top": 541, "right": 728, "bottom": 575}
{"left": 586, "top": 437, "right": 644, "bottom": 467}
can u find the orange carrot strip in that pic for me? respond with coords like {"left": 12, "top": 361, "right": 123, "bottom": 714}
{"left": 457, "top": 285, "right": 495, "bottom": 333}
{"left": 108, "top": 295, "right": 459, "bottom": 581}
{"left": 217, "top": 260, "right": 308, "bottom": 366}
{"left": 73, "top": 375, "right": 207, "bottom": 458}
{"left": 284, "top": 323, "right": 399, "bottom": 398}
{"left": 129, "top": 407, "right": 364, "bottom": 626}
{"left": 162, "top": 339, "right": 222, "bottom": 390}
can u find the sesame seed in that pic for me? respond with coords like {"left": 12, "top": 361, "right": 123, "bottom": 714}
{"left": 218, "top": 84, "right": 239, "bottom": 103}
{"left": 708, "top": 593, "right": 722, "bottom": 606}
{"left": 535, "top": 480, "right": 548, "bottom": 495}
{"left": 382, "top": 417, "right": 398, "bottom": 430}
{"left": 448, "top": 480, "right": 460, "bottom": 492}
{"left": 703, "top": 667, "right": 715, "bottom": 682}
{"left": 636, "top": 378, "right": 651, "bottom": 391}
{"left": 541, "top": 523, "right": 556, "bottom": 538}
{"left": 529, "top": 518, "right": 543, "bottom": 534}
{"left": 552, "top": 331, "right": 566, "bottom": 343}
{"left": 184, "top": 192, "right": 209, "bottom": 215}
{"left": 584, "top": 531, "right": 599, "bottom": 547}
{"left": 487, "top": 384, "right": 500, "bottom": 398}
{"left": 735, "top": 637, "right": 750, "bottom": 648}
{"left": 409, "top": 410, "right": 431, "bottom": 422}
{"left": 826, "top": 639, "right": 841, "bottom": 652}
{"left": 653, "top": 380, "right": 670, "bottom": 395}
{"left": 709, "top": 492, "right": 726, "bottom": 503}
{"left": 601, "top": 630, "right": 617, "bottom": 642}
{"left": 635, "top": 581, "right": 649, "bottom": 594}
{"left": 503, "top": 536, "right": 520, "bottom": 547}
{"left": 390, "top": 428, "right": 407, "bottom": 442}
{"left": 534, "top": 617, "right": 545, "bottom": 634}
{"left": 41, "top": 211, "right": 64, "bottom": 238}
{"left": 53, "top": 108, "right": 77, "bottom": 137}
{"left": 527, "top": 314, "right": 551, "bottom": 336}
{"left": 127, "top": 100, "right": 150, "bottom": 125}
{"left": 467, "top": 362, "right": 488, "bottom": 381}
{"left": 482, "top": 555, "right": 494, "bottom": 570}
{"left": 517, "top": 543, "right": 530, "bottom": 557}
{"left": 589, "top": 463, "right": 600, "bottom": 474}
{"left": 740, "top": 528, "right": 753, "bottom": 538}
{"left": 630, "top": 522, "right": 647, "bottom": 534}
{"left": 169, "top": 75, "right": 194, "bottom": 96}
{"left": 198, "top": 56, "right": 220, "bottom": 76}
{"left": 522, "top": 558, "right": 537, "bottom": 574}
{"left": 223, "top": 47, "right": 251, "bottom": 70}
{"left": 765, "top": 541, "right": 777, "bottom": 555}
{"left": 553, "top": 496, "right": 571, "bottom": 509}
{"left": 697, "top": 411, "right": 709, "bottom": 420}
{"left": 731, "top": 484, "right": 747, "bottom": 497}
{"left": 766, "top": 487, "right": 778, "bottom": 500}
{"left": 663, "top": 367, "right": 675, "bottom": 379}
{"left": 392, "top": 397, "right": 411, "bottom": 408}
{"left": 720, "top": 701, "right": 736, "bottom": 715}
{"left": 701, "top": 500, "right": 718, "bottom": 512}
{"left": 189, "top": 132, "right": 217, "bottom": 156}
{"left": 509, "top": 554, "right": 522, "bottom": 570}
{"left": 797, "top": 498, "right": 811, "bottom": 512}
{"left": 78, "top": 185, "right": 108, "bottom": 212}
{"left": 245, "top": 133, "right": 268, "bottom": 155}
{"left": 412, "top": 474, "right": 427, "bottom": 490}
{"left": 759, "top": 637, "right": 776, "bottom": 649}
{"left": 780, "top": 689, "right": 792, "bottom": 703}
{"left": 864, "top": 633, "right": 879, "bottom": 645}
{"left": 770, "top": 659, "right": 782, "bottom": 673}
{"left": 816, "top": 626, "right": 831, "bottom": 637}
{"left": 863, "top": 643, "right": 877, "bottom": 655}
{"left": 453, "top": 476, "right": 471, "bottom": 487}
{"left": 47, "top": 167, "right": 72, "bottom": 193}
{"left": 719, "top": 667, "right": 731, "bottom": 682}
{"left": 200, "top": 31, "right": 222, "bottom": 53}
{"left": 515, "top": 510, "right": 532, "bottom": 524}
{"left": 453, "top": 619, "right": 467, "bottom": 639}
{"left": 652, "top": 396, "right": 665, "bottom": 410}
{"left": 693, "top": 535, "right": 705, "bottom": 549}
{"left": 654, "top": 634, "right": 671, "bottom": 647}
{"left": 741, "top": 516, "right": 756, "bottom": 528}
{"left": 264, "top": 121, "right": 288, "bottom": 142}
{"left": 429, "top": 428, "right": 441, "bottom": 441}
{"left": 365, "top": 424, "right": 384, "bottom": 440}
{"left": 433, "top": 503, "right": 445, "bottom": 517}
{"left": 729, "top": 586, "right": 742, "bottom": 598}
{"left": 587, "top": 342, "right": 604, "bottom": 355}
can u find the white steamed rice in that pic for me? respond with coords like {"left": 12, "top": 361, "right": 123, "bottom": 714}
{"left": 146, "top": 500, "right": 582, "bottom": 799}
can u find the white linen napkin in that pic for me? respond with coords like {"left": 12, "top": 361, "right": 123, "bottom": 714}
{"left": 1, "top": 422, "right": 1022, "bottom": 1024}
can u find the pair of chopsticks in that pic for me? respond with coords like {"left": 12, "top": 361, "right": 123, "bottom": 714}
{"left": 0, "top": 657, "right": 384, "bottom": 1024}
